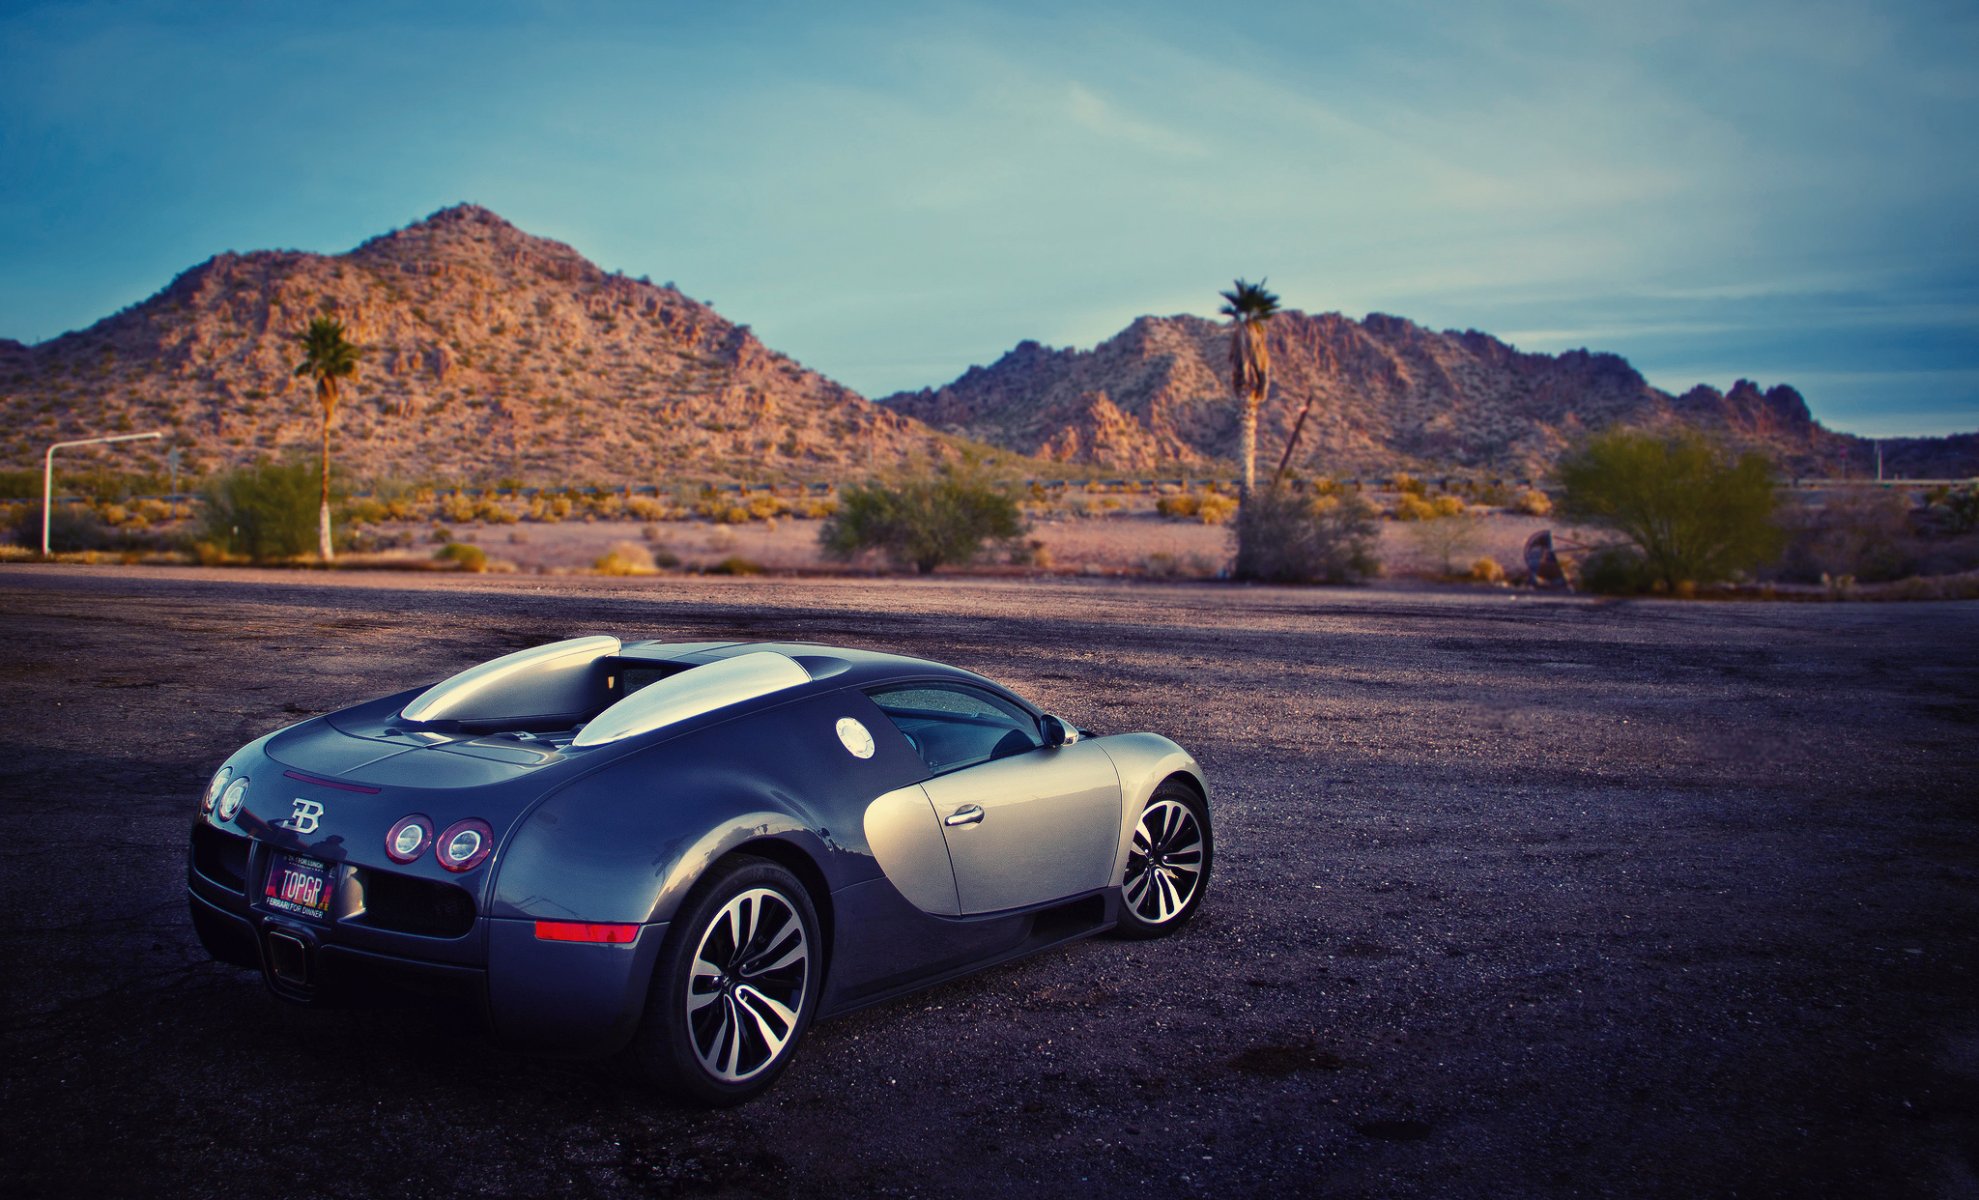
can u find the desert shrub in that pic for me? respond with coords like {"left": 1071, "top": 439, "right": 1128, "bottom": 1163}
{"left": 9, "top": 503, "right": 111, "bottom": 553}
{"left": 707, "top": 555, "right": 764, "bottom": 576}
{"left": 1197, "top": 493, "right": 1239, "bottom": 524}
{"left": 440, "top": 493, "right": 477, "bottom": 523}
{"left": 1156, "top": 493, "right": 1201, "bottom": 520}
{"left": 1233, "top": 488, "right": 1380, "bottom": 583}
{"left": 0, "top": 469, "right": 40, "bottom": 501}
{"left": 1555, "top": 428, "right": 1782, "bottom": 590}
{"left": 1577, "top": 545, "right": 1657, "bottom": 595}
{"left": 1392, "top": 473, "right": 1427, "bottom": 496}
{"left": 1468, "top": 556, "right": 1506, "bottom": 584}
{"left": 627, "top": 496, "right": 668, "bottom": 521}
{"left": 1511, "top": 489, "right": 1553, "bottom": 517}
{"left": 1933, "top": 483, "right": 1979, "bottom": 534}
{"left": 797, "top": 498, "right": 837, "bottom": 520}
{"left": 595, "top": 542, "right": 658, "bottom": 576}
{"left": 1392, "top": 493, "right": 1438, "bottom": 521}
{"left": 746, "top": 493, "right": 786, "bottom": 520}
{"left": 434, "top": 542, "right": 488, "bottom": 572}
{"left": 1778, "top": 489, "right": 1916, "bottom": 583}
{"left": 1406, "top": 511, "right": 1487, "bottom": 575}
{"left": 820, "top": 466, "right": 1025, "bottom": 574}
{"left": 1007, "top": 538, "right": 1052, "bottom": 569}
{"left": 200, "top": 461, "right": 330, "bottom": 562}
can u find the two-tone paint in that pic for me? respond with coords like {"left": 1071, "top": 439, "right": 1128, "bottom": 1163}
{"left": 187, "top": 639, "right": 1208, "bottom": 1058}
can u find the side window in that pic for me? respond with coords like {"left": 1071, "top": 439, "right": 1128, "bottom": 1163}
{"left": 867, "top": 684, "right": 1041, "bottom": 775}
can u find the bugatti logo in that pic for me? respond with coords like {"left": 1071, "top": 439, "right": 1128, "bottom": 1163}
{"left": 284, "top": 798, "right": 325, "bottom": 834}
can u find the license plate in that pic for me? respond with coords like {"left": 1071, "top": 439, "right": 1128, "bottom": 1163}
{"left": 265, "top": 854, "right": 333, "bottom": 921}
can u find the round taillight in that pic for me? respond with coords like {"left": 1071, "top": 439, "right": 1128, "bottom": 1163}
{"left": 385, "top": 814, "right": 434, "bottom": 864}
{"left": 201, "top": 766, "right": 233, "bottom": 814}
{"left": 436, "top": 819, "right": 494, "bottom": 873}
{"left": 215, "top": 777, "right": 249, "bottom": 822}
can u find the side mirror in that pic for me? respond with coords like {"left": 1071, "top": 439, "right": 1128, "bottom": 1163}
{"left": 1039, "top": 715, "right": 1079, "bottom": 748}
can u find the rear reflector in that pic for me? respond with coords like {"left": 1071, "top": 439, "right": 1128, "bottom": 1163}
{"left": 533, "top": 921, "right": 639, "bottom": 944}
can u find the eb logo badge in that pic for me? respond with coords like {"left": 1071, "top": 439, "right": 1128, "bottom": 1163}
{"left": 284, "top": 798, "right": 325, "bottom": 834}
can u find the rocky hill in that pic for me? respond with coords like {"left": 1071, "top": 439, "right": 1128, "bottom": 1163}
{"left": 0, "top": 204, "right": 948, "bottom": 484}
{"left": 882, "top": 312, "right": 1978, "bottom": 479}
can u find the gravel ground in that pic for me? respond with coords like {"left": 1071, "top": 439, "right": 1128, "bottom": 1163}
{"left": 1, "top": 566, "right": 1975, "bottom": 1199}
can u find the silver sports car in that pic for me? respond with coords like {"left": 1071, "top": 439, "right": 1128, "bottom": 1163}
{"left": 187, "top": 637, "right": 1212, "bottom": 1104}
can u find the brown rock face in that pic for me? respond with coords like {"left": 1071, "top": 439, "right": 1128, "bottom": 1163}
{"left": 884, "top": 312, "right": 1976, "bottom": 478}
{"left": 0, "top": 204, "right": 948, "bottom": 483}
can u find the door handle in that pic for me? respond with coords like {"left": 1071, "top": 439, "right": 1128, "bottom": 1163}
{"left": 944, "top": 804, "right": 985, "bottom": 827}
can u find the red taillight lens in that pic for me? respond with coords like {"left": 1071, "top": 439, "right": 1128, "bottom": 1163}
{"left": 385, "top": 814, "right": 434, "bottom": 864}
{"left": 436, "top": 819, "right": 494, "bottom": 872}
{"left": 534, "top": 921, "right": 640, "bottom": 944}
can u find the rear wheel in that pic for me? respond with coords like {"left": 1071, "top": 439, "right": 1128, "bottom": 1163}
{"left": 1114, "top": 781, "right": 1211, "bottom": 939}
{"left": 629, "top": 857, "right": 820, "bottom": 1106}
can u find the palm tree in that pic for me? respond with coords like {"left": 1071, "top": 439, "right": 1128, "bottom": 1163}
{"left": 1219, "top": 278, "right": 1280, "bottom": 498}
{"left": 293, "top": 315, "right": 362, "bottom": 561}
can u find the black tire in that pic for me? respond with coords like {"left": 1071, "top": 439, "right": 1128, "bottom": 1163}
{"left": 628, "top": 856, "right": 822, "bottom": 1107}
{"left": 1113, "top": 780, "right": 1212, "bottom": 939}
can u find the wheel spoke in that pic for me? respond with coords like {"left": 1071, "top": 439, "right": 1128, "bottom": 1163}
{"left": 743, "top": 914, "right": 804, "bottom": 975}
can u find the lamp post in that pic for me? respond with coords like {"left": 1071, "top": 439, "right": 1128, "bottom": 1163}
{"left": 42, "top": 431, "right": 165, "bottom": 557}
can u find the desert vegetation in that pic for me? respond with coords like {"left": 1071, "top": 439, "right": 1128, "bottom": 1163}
{"left": 819, "top": 463, "right": 1025, "bottom": 574}
{"left": 1555, "top": 428, "right": 1784, "bottom": 593}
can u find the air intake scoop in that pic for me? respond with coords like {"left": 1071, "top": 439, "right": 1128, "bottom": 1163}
{"left": 400, "top": 635, "right": 621, "bottom": 725}
{"left": 572, "top": 651, "right": 811, "bottom": 747}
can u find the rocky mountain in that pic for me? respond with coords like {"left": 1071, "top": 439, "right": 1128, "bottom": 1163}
{"left": 882, "top": 313, "right": 1979, "bottom": 479}
{"left": 0, "top": 204, "right": 947, "bottom": 484}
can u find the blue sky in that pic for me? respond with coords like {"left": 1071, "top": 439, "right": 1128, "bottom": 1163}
{"left": 3, "top": 0, "right": 1976, "bottom": 437}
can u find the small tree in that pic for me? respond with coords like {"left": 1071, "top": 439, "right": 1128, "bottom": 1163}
{"left": 1406, "top": 509, "right": 1486, "bottom": 575}
{"left": 820, "top": 465, "right": 1024, "bottom": 574}
{"left": 293, "top": 316, "right": 363, "bottom": 562}
{"left": 1233, "top": 487, "right": 1380, "bottom": 583}
{"left": 201, "top": 460, "right": 328, "bottom": 562}
{"left": 1555, "top": 428, "right": 1783, "bottom": 591}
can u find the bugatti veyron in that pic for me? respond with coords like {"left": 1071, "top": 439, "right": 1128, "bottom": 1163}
{"left": 186, "top": 637, "right": 1212, "bottom": 1104}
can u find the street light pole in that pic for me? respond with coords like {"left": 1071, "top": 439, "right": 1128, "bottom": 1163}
{"left": 42, "top": 431, "right": 165, "bottom": 557}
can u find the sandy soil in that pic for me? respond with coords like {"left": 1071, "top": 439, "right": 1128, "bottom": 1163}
{"left": 1, "top": 566, "right": 1974, "bottom": 1198}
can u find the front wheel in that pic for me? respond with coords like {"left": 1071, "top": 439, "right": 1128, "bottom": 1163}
{"left": 628, "top": 856, "right": 821, "bottom": 1106}
{"left": 1113, "top": 781, "right": 1212, "bottom": 939}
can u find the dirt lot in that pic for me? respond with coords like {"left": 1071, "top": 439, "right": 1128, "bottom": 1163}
{"left": 1, "top": 566, "right": 1975, "bottom": 1199}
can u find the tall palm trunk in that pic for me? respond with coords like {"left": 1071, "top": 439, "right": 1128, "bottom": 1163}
{"left": 317, "top": 381, "right": 336, "bottom": 563}
{"left": 1239, "top": 395, "right": 1259, "bottom": 499}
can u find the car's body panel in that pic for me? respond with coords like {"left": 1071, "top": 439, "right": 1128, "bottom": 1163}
{"left": 1094, "top": 733, "right": 1209, "bottom": 885}
{"left": 922, "top": 739, "right": 1122, "bottom": 914}
{"left": 862, "top": 784, "right": 962, "bottom": 916}
{"left": 185, "top": 638, "right": 1210, "bottom": 1071}
{"left": 483, "top": 917, "right": 665, "bottom": 1054}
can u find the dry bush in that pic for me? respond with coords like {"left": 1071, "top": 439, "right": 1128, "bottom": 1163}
{"left": 1405, "top": 511, "right": 1487, "bottom": 574}
{"left": 1197, "top": 493, "right": 1238, "bottom": 524}
{"left": 594, "top": 541, "right": 658, "bottom": 576}
{"left": 1469, "top": 557, "right": 1507, "bottom": 584}
{"left": 1392, "top": 493, "right": 1462, "bottom": 521}
{"left": 1233, "top": 488, "right": 1380, "bottom": 583}
{"left": 434, "top": 541, "right": 488, "bottom": 572}
{"left": 1511, "top": 489, "right": 1553, "bottom": 517}
{"left": 1779, "top": 490, "right": 1915, "bottom": 583}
